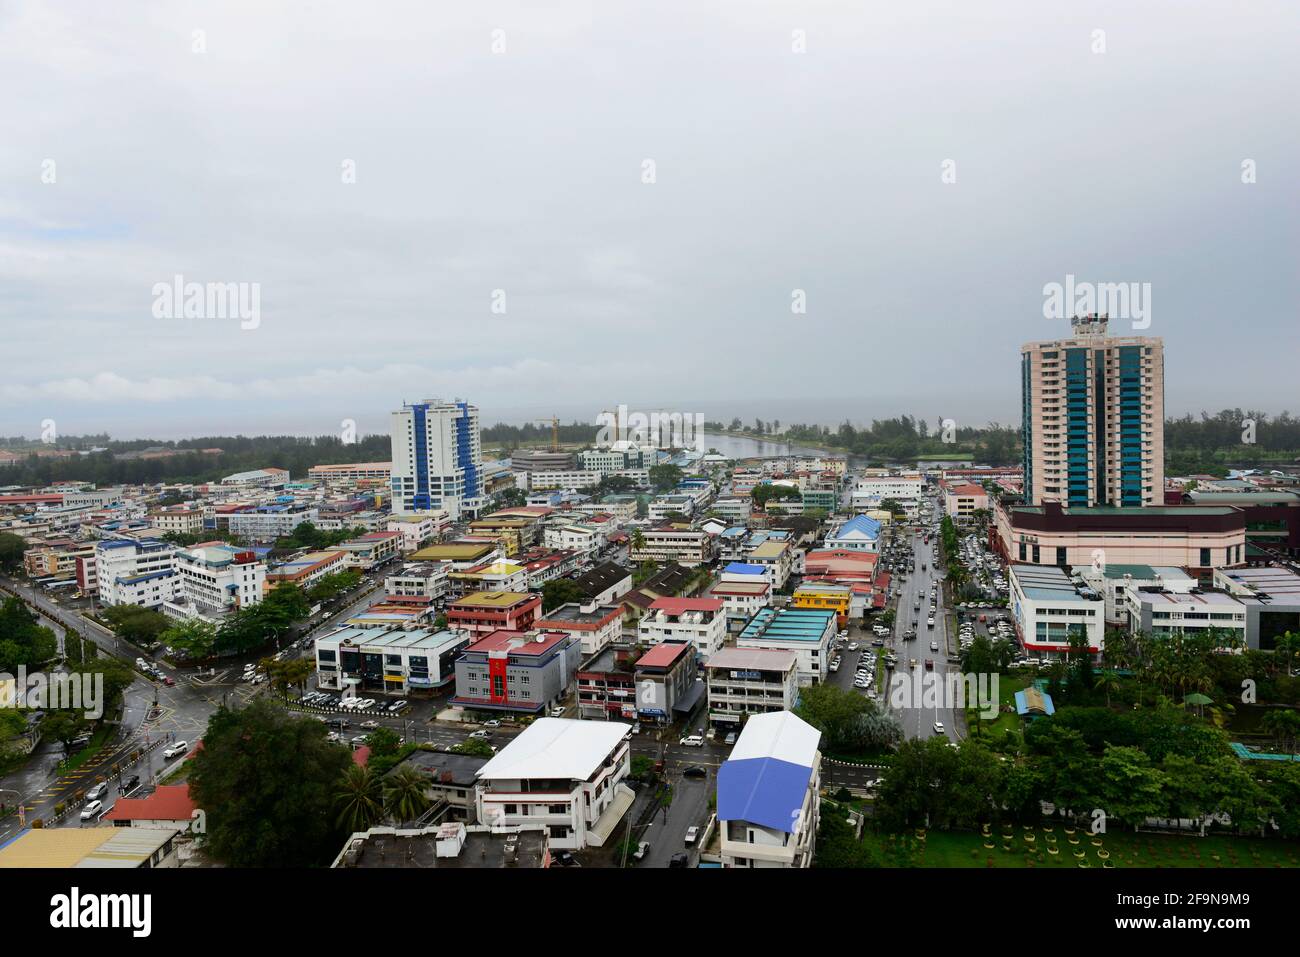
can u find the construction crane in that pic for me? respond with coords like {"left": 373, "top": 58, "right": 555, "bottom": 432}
{"left": 533, "top": 416, "right": 560, "bottom": 452}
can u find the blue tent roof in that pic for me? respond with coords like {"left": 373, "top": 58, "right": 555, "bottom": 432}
{"left": 832, "top": 515, "right": 881, "bottom": 538}
{"left": 724, "top": 562, "right": 765, "bottom": 575}
{"left": 717, "top": 757, "right": 812, "bottom": 832}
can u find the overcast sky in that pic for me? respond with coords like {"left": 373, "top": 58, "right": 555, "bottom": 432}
{"left": 2, "top": 0, "right": 1296, "bottom": 441}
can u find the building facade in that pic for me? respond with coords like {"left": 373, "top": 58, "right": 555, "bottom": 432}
{"left": 1020, "top": 316, "right": 1164, "bottom": 508}
{"left": 390, "top": 400, "right": 485, "bottom": 519}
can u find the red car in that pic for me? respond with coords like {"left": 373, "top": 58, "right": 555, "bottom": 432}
{"left": 163, "top": 676, "right": 175, "bottom": 686}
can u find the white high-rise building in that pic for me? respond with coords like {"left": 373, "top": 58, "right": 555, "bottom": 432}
{"left": 1021, "top": 316, "right": 1165, "bottom": 507}
{"left": 390, "top": 400, "right": 484, "bottom": 520}
{"left": 96, "top": 538, "right": 179, "bottom": 609}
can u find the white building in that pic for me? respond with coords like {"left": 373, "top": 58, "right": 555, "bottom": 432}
{"left": 850, "top": 473, "right": 923, "bottom": 509}
{"left": 385, "top": 562, "right": 450, "bottom": 602}
{"left": 148, "top": 507, "right": 204, "bottom": 535}
{"left": 638, "top": 597, "right": 728, "bottom": 658}
{"left": 96, "top": 538, "right": 179, "bottom": 609}
{"left": 525, "top": 470, "right": 602, "bottom": 492}
{"left": 718, "top": 711, "right": 821, "bottom": 869}
{"left": 542, "top": 522, "right": 605, "bottom": 558}
{"left": 390, "top": 400, "right": 485, "bottom": 520}
{"left": 736, "top": 607, "right": 836, "bottom": 686}
{"left": 226, "top": 506, "right": 320, "bottom": 542}
{"left": 630, "top": 526, "right": 713, "bottom": 567}
{"left": 475, "top": 718, "right": 635, "bottom": 850}
{"left": 823, "top": 515, "right": 882, "bottom": 554}
{"left": 1123, "top": 587, "right": 1247, "bottom": 644}
{"left": 1008, "top": 564, "right": 1105, "bottom": 661}
{"left": 705, "top": 647, "right": 799, "bottom": 728}
{"left": 315, "top": 626, "right": 470, "bottom": 695}
{"left": 387, "top": 513, "right": 449, "bottom": 552}
{"left": 163, "top": 543, "right": 265, "bottom": 623}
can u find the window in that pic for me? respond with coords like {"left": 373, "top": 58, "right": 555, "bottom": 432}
{"left": 1199, "top": 548, "right": 1210, "bottom": 567}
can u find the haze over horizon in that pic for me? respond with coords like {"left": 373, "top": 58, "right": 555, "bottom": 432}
{"left": 3, "top": 1, "right": 1296, "bottom": 441}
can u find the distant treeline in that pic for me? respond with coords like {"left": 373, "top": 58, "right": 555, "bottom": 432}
{"left": 1, "top": 408, "right": 1296, "bottom": 486}
{"left": 0, "top": 434, "right": 391, "bottom": 487}
{"left": 481, "top": 421, "right": 599, "bottom": 448}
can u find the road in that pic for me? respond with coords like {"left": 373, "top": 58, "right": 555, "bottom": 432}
{"left": 882, "top": 499, "right": 961, "bottom": 743}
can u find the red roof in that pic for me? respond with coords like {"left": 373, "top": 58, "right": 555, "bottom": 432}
{"left": 103, "top": 784, "right": 196, "bottom": 822}
{"left": 636, "top": 641, "right": 692, "bottom": 669}
{"left": 465, "top": 629, "right": 570, "bottom": 655}
{"left": 648, "top": 597, "right": 723, "bottom": 615}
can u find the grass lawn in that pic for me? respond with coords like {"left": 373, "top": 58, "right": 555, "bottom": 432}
{"left": 964, "top": 672, "right": 1030, "bottom": 738}
{"left": 865, "top": 826, "right": 1300, "bottom": 868}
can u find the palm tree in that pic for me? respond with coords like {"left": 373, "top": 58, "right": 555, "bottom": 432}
{"left": 335, "top": 765, "right": 385, "bottom": 832}
{"left": 385, "top": 766, "right": 431, "bottom": 826}
{"left": 1093, "top": 671, "right": 1121, "bottom": 709}
{"left": 1275, "top": 631, "right": 1300, "bottom": 677}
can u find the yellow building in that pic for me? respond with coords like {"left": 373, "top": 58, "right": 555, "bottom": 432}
{"left": 792, "top": 583, "right": 851, "bottom": 625}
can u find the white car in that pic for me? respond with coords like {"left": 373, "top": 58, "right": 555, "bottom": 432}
{"left": 680, "top": 734, "right": 705, "bottom": 747}
{"left": 684, "top": 826, "right": 700, "bottom": 846}
{"left": 80, "top": 800, "right": 103, "bottom": 821}
{"left": 163, "top": 740, "right": 188, "bottom": 760}
{"left": 847, "top": 642, "right": 859, "bottom": 651}
{"left": 933, "top": 722, "right": 945, "bottom": 735}
{"left": 468, "top": 729, "right": 492, "bottom": 740}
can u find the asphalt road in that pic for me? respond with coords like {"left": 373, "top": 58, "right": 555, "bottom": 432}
{"left": 883, "top": 505, "right": 961, "bottom": 743}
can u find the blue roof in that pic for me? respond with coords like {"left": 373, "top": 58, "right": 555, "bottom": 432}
{"left": 739, "top": 607, "right": 836, "bottom": 642}
{"left": 831, "top": 515, "right": 881, "bottom": 539}
{"left": 724, "top": 562, "right": 766, "bottom": 575}
{"left": 718, "top": 757, "right": 813, "bottom": 831}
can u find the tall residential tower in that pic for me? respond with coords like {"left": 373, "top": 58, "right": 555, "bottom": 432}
{"left": 390, "top": 400, "right": 484, "bottom": 519}
{"left": 1020, "top": 316, "right": 1164, "bottom": 508}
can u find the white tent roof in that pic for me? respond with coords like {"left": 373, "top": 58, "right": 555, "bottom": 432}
{"left": 476, "top": 718, "right": 630, "bottom": 781}
{"left": 729, "top": 711, "right": 820, "bottom": 768}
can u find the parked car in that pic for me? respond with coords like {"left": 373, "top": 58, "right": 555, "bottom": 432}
{"left": 684, "top": 826, "right": 700, "bottom": 845}
{"left": 119, "top": 775, "right": 140, "bottom": 794}
{"left": 669, "top": 853, "right": 690, "bottom": 868}
{"left": 633, "top": 841, "right": 650, "bottom": 861}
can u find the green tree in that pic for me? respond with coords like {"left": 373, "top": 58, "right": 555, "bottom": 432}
{"left": 384, "top": 765, "right": 431, "bottom": 825}
{"left": 188, "top": 698, "right": 352, "bottom": 867}
{"left": 366, "top": 727, "right": 401, "bottom": 758}
{"left": 0, "top": 597, "right": 59, "bottom": 671}
{"left": 335, "top": 764, "right": 386, "bottom": 833}
{"left": 41, "top": 711, "right": 88, "bottom": 753}
{"left": 648, "top": 464, "right": 683, "bottom": 492}
{"left": 541, "top": 578, "right": 587, "bottom": 612}
{"left": 1097, "top": 745, "right": 1166, "bottom": 829}
{"left": 160, "top": 618, "right": 219, "bottom": 659}
{"left": 100, "top": 605, "right": 169, "bottom": 648}
{"left": 0, "top": 532, "right": 26, "bottom": 573}
{"left": 451, "top": 738, "right": 495, "bottom": 758}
